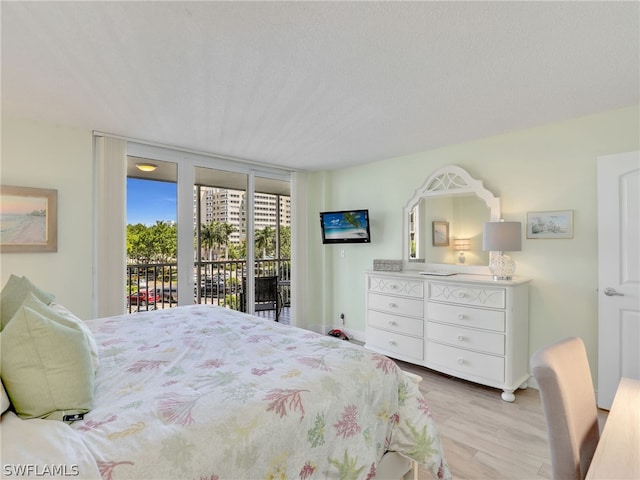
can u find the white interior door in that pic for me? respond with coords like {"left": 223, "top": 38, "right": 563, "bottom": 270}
{"left": 597, "top": 150, "right": 640, "bottom": 409}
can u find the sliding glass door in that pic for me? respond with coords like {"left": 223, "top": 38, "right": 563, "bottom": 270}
{"left": 192, "top": 168, "right": 292, "bottom": 322}
{"left": 120, "top": 140, "right": 293, "bottom": 323}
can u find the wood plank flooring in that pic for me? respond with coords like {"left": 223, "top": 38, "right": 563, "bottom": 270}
{"left": 395, "top": 361, "right": 608, "bottom": 480}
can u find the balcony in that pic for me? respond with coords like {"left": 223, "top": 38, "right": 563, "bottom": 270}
{"left": 126, "top": 258, "right": 291, "bottom": 324}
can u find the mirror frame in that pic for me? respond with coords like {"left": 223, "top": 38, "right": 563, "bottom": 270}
{"left": 403, "top": 165, "right": 500, "bottom": 274}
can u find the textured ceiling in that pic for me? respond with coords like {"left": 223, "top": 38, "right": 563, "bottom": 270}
{"left": 2, "top": 1, "right": 638, "bottom": 171}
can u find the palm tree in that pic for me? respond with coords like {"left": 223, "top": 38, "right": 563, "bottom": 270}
{"left": 199, "top": 223, "right": 216, "bottom": 260}
{"left": 217, "top": 222, "right": 236, "bottom": 260}
{"left": 198, "top": 221, "right": 237, "bottom": 260}
{"left": 255, "top": 226, "right": 275, "bottom": 259}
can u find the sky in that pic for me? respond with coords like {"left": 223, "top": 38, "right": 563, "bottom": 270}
{"left": 127, "top": 178, "right": 176, "bottom": 226}
{"left": 0, "top": 194, "right": 48, "bottom": 215}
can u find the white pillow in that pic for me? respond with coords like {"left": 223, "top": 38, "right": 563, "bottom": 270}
{"left": 1, "top": 380, "right": 10, "bottom": 414}
{"left": 1, "top": 411, "right": 101, "bottom": 479}
{"left": 49, "top": 302, "right": 99, "bottom": 372}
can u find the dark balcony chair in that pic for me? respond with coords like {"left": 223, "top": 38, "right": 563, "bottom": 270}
{"left": 240, "top": 276, "right": 279, "bottom": 321}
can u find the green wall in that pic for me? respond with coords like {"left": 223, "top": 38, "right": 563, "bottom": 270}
{"left": 302, "top": 105, "right": 639, "bottom": 384}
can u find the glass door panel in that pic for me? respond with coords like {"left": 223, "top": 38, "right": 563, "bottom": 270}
{"left": 126, "top": 157, "right": 177, "bottom": 313}
{"left": 253, "top": 175, "right": 291, "bottom": 323}
{"left": 194, "top": 167, "right": 248, "bottom": 312}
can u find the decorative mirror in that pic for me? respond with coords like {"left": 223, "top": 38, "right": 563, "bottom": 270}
{"left": 403, "top": 165, "right": 500, "bottom": 273}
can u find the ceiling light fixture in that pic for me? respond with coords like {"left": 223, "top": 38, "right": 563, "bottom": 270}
{"left": 135, "top": 162, "right": 158, "bottom": 172}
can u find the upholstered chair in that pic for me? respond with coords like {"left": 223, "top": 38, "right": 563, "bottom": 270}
{"left": 531, "top": 337, "right": 600, "bottom": 480}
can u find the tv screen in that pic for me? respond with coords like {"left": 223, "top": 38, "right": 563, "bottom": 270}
{"left": 320, "top": 209, "right": 371, "bottom": 244}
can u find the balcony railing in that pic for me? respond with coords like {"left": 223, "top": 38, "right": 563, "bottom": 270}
{"left": 126, "top": 259, "right": 291, "bottom": 322}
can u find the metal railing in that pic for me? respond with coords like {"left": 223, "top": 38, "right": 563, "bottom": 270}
{"left": 126, "top": 258, "right": 291, "bottom": 315}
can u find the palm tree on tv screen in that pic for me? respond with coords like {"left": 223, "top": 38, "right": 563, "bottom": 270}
{"left": 343, "top": 212, "right": 363, "bottom": 230}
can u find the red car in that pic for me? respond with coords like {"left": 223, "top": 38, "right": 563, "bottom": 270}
{"left": 127, "top": 289, "right": 158, "bottom": 306}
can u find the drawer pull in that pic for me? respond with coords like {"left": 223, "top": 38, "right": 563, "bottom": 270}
{"left": 458, "top": 314, "right": 466, "bottom": 320}
{"left": 388, "top": 340, "right": 397, "bottom": 346}
{"left": 457, "top": 335, "right": 466, "bottom": 342}
{"left": 458, "top": 292, "right": 466, "bottom": 298}
{"left": 388, "top": 320, "right": 398, "bottom": 327}
{"left": 389, "top": 284, "right": 399, "bottom": 290}
{"left": 457, "top": 358, "right": 466, "bottom": 365}
{"left": 388, "top": 302, "right": 397, "bottom": 308}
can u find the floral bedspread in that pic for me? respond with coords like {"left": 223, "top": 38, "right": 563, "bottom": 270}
{"left": 78, "top": 305, "right": 450, "bottom": 480}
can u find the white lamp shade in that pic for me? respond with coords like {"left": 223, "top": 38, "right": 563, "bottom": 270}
{"left": 483, "top": 222, "right": 522, "bottom": 252}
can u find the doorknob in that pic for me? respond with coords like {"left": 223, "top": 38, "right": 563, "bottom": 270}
{"left": 604, "top": 287, "right": 624, "bottom": 297}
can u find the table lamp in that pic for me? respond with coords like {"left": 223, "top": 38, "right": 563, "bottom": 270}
{"left": 483, "top": 221, "right": 521, "bottom": 280}
{"left": 453, "top": 239, "right": 470, "bottom": 264}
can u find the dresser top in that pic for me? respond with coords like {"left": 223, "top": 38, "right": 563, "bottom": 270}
{"left": 366, "top": 270, "right": 531, "bottom": 286}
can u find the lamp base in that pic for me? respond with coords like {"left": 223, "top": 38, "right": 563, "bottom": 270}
{"left": 489, "top": 253, "right": 516, "bottom": 281}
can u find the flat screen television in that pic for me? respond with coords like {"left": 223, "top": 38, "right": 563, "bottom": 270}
{"left": 319, "top": 209, "right": 371, "bottom": 244}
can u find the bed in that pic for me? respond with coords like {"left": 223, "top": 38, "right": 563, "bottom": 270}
{"left": 1, "top": 283, "right": 450, "bottom": 480}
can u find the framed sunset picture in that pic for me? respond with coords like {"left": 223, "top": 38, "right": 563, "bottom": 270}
{"left": 0, "top": 185, "right": 57, "bottom": 252}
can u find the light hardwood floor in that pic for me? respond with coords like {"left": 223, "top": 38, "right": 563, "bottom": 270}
{"left": 396, "top": 361, "right": 608, "bottom": 480}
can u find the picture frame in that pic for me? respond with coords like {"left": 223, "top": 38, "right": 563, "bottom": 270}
{"left": 526, "top": 210, "right": 573, "bottom": 239}
{"left": 0, "top": 185, "right": 58, "bottom": 252}
{"left": 432, "top": 221, "right": 449, "bottom": 246}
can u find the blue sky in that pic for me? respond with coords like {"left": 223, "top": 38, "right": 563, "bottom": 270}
{"left": 127, "top": 178, "right": 176, "bottom": 226}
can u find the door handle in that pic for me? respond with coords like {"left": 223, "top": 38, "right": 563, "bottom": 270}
{"left": 604, "top": 287, "right": 624, "bottom": 297}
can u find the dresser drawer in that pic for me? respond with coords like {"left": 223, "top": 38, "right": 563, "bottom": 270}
{"left": 426, "top": 341, "right": 504, "bottom": 383}
{"left": 427, "top": 302, "right": 505, "bottom": 332}
{"left": 368, "top": 276, "right": 424, "bottom": 298}
{"left": 367, "top": 327, "right": 423, "bottom": 360}
{"left": 428, "top": 282, "right": 506, "bottom": 309}
{"left": 427, "top": 321, "right": 505, "bottom": 355}
{"left": 368, "top": 292, "right": 424, "bottom": 317}
{"left": 368, "top": 310, "right": 424, "bottom": 337}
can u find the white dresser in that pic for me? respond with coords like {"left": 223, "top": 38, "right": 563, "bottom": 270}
{"left": 365, "top": 271, "right": 530, "bottom": 401}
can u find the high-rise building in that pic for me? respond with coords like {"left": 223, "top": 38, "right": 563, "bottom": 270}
{"left": 195, "top": 187, "right": 290, "bottom": 245}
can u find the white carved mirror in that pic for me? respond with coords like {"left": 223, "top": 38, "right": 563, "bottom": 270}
{"left": 403, "top": 165, "right": 500, "bottom": 273}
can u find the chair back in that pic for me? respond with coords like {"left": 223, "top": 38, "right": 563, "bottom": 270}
{"left": 531, "top": 337, "right": 600, "bottom": 480}
{"left": 240, "top": 276, "right": 279, "bottom": 321}
{"left": 255, "top": 276, "right": 277, "bottom": 303}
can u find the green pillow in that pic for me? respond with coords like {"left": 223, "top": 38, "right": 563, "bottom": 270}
{"left": 1, "top": 275, "right": 55, "bottom": 330}
{"left": 0, "top": 305, "right": 94, "bottom": 421}
{"left": 19, "top": 292, "right": 99, "bottom": 372}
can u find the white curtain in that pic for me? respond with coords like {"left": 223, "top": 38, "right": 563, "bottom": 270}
{"left": 93, "top": 135, "right": 127, "bottom": 318}
{"left": 290, "top": 171, "right": 307, "bottom": 327}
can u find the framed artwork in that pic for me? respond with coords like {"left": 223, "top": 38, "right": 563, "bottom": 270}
{"left": 432, "top": 221, "right": 449, "bottom": 246}
{"left": 0, "top": 185, "right": 58, "bottom": 252}
{"left": 526, "top": 210, "right": 573, "bottom": 239}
